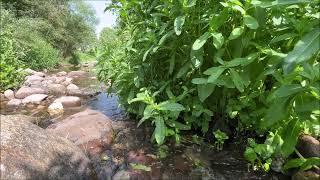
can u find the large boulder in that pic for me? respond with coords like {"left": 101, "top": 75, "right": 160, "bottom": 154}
{"left": 4, "top": 89, "right": 14, "bottom": 100}
{"left": 62, "top": 77, "right": 73, "bottom": 86}
{"left": 48, "top": 84, "right": 66, "bottom": 95}
{"left": 296, "top": 134, "right": 320, "bottom": 158}
{"left": 47, "top": 109, "right": 114, "bottom": 155}
{"left": 15, "top": 87, "right": 47, "bottom": 99}
{"left": 0, "top": 115, "right": 92, "bottom": 180}
{"left": 22, "top": 94, "right": 48, "bottom": 104}
{"left": 67, "top": 84, "right": 82, "bottom": 96}
{"left": 54, "top": 96, "right": 81, "bottom": 107}
{"left": 7, "top": 99, "right": 22, "bottom": 107}
{"left": 24, "top": 75, "right": 44, "bottom": 85}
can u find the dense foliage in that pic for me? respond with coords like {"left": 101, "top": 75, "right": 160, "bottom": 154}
{"left": 0, "top": 0, "right": 97, "bottom": 91}
{"left": 99, "top": 0, "right": 320, "bottom": 172}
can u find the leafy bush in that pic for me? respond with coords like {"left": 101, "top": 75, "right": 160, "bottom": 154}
{"left": 0, "top": 9, "right": 25, "bottom": 91}
{"left": 100, "top": 0, "right": 319, "bottom": 171}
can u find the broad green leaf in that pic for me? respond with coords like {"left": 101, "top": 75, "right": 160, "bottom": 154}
{"left": 190, "top": 48, "right": 203, "bottom": 68}
{"left": 283, "top": 28, "right": 320, "bottom": 74}
{"left": 155, "top": 117, "right": 166, "bottom": 144}
{"left": 284, "top": 157, "right": 320, "bottom": 171}
{"left": 244, "top": 147, "right": 257, "bottom": 163}
{"left": 137, "top": 105, "right": 154, "bottom": 127}
{"left": 192, "top": 32, "right": 211, "bottom": 50}
{"left": 281, "top": 119, "right": 302, "bottom": 157}
{"left": 177, "top": 62, "right": 190, "bottom": 78}
{"left": 210, "top": 9, "right": 229, "bottom": 31}
{"left": 263, "top": 97, "right": 291, "bottom": 128}
{"left": 224, "top": 53, "right": 258, "bottom": 67}
{"left": 174, "top": 16, "right": 186, "bottom": 36}
{"left": 191, "top": 78, "right": 207, "bottom": 84}
{"left": 271, "top": 84, "right": 304, "bottom": 99}
{"left": 211, "top": 32, "right": 224, "bottom": 49}
{"left": 166, "top": 119, "right": 191, "bottom": 130}
{"left": 270, "top": 33, "right": 297, "bottom": 44}
{"left": 169, "top": 54, "right": 175, "bottom": 75}
{"left": 230, "top": 69, "right": 244, "bottom": 92}
{"left": 204, "top": 67, "right": 225, "bottom": 83}
{"left": 158, "top": 102, "right": 185, "bottom": 111}
{"left": 197, "top": 83, "right": 215, "bottom": 102}
{"left": 244, "top": 15, "right": 259, "bottom": 29}
{"left": 158, "top": 30, "right": 174, "bottom": 45}
{"left": 252, "top": 0, "right": 312, "bottom": 8}
{"left": 229, "top": 27, "right": 244, "bottom": 40}
{"left": 183, "top": 0, "right": 197, "bottom": 7}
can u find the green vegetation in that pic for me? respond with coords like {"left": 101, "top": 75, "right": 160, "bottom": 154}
{"left": 0, "top": 0, "right": 97, "bottom": 91}
{"left": 98, "top": 0, "right": 320, "bottom": 173}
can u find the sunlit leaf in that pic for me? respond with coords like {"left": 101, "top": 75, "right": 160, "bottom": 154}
{"left": 244, "top": 15, "right": 259, "bottom": 29}
{"left": 174, "top": 16, "right": 186, "bottom": 36}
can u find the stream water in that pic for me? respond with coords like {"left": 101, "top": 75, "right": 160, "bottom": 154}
{"left": 0, "top": 64, "right": 290, "bottom": 180}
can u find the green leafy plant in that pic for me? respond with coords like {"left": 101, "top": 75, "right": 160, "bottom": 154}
{"left": 213, "top": 130, "right": 229, "bottom": 151}
{"left": 99, "top": 0, "right": 320, "bottom": 173}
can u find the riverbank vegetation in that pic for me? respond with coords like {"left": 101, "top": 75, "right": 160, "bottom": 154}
{"left": 98, "top": 0, "right": 319, "bottom": 173}
{"left": 0, "top": 0, "right": 97, "bottom": 91}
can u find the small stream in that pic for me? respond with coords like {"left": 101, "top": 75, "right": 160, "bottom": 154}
{"left": 0, "top": 64, "right": 289, "bottom": 180}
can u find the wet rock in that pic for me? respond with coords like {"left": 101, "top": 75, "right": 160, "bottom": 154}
{"left": 296, "top": 135, "right": 320, "bottom": 158}
{"left": 68, "top": 71, "right": 87, "bottom": 78}
{"left": 54, "top": 96, "right": 81, "bottom": 107}
{"left": 4, "top": 89, "right": 14, "bottom": 100}
{"left": 47, "top": 109, "right": 114, "bottom": 155}
{"left": 22, "top": 94, "right": 48, "bottom": 104}
{"left": 15, "top": 86, "right": 47, "bottom": 99}
{"left": 292, "top": 170, "right": 319, "bottom": 180}
{"left": 47, "top": 102, "right": 64, "bottom": 116}
{"left": 25, "top": 75, "right": 44, "bottom": 84}
{"left": 62, "top": 77, "right": 73, "bottom": 86}
{"left": 7, "top": 99, "right": 22, "bottom": 107}
{"left": 57, "top": 71, "right": 67, "bottom": 77}
{"left": 0, "top": 115, "right": 91, "bottom": 180}
{"left": 67, "top": 84, "right": 82, "bottom": 96}
{"left": 54, "top": 76, "right": 66, "bottom": 84}
{"left": 48, "top": 84, "right": 66, "bottom": 95}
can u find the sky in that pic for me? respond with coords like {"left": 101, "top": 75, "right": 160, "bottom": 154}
{"left": 85, "top": 0, "right": 117, "bottom": 37}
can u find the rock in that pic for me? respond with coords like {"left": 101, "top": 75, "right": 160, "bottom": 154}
{"left": 47, "top": 109, "right": 114, "bottom": 155}
{"left": 0, "top": 114, "right": 38, "bottom": 124}
{"left": 67, "top": 84, "right": 82, "bottom": 96}
{"left": 57, "top": 71, "right": 67, "bottom": 77}
{"left": 4, "top": 90, "right": 14, "bottom": 100}
{"left": 292, "top": 170, "right": 319, "bottom": 180}
{"left": 22, "top": 94, "right": 48, "bottom": 104}
{"left": 0, "top": 93, "right": 6, "bottom": 101}
{"left": 62, "top": 77, "right": 73, "bottom": 86}
{"left": 54, "top": 76, "right": 66, "bottom": 84}
{"left": 296, "top": 135, "right": 320, "bottom": 158}
{"left": 53, "top": 96, "right": 81, "bottom": 107}
{"left": 7, "top": 99, "right": 22, "bottom": 107}
{"left": 0, "top": 115, "right": 91, "bottom": 180}
{"left": 68, "top": 71, "right": 86, "bottom": 78}
{"left": 41, "top": 79, "right": 54, "bottom": 87}
{"left": 25, "top": 75, "right": 44, "bottom": 84}
{"left": 15, "top": 86, "right": 46, "bottom": 99}
{"left": 48, "top": 84, "right": 66, "bottom": 95}
{"left": 48, "top": 102, "right": 64, "bottom": 116}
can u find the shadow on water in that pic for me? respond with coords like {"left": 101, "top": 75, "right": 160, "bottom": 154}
{"left": 87, "top": 92, "right": 127, "bottom": 121}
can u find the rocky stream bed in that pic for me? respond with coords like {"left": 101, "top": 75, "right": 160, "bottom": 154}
{"left": 0, "top": 64, "right": 317, "bottom": 179}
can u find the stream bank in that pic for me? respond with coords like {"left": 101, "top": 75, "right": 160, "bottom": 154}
{"left": 0, "top": 63, "right": 292, "bottom": 179}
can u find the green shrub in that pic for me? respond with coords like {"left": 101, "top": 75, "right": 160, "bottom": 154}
{"left": 100, "top": 0, "right": 320, "bottom": 171}
{"left": 0, "top": 9, "right": 25, "bottom": 91}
